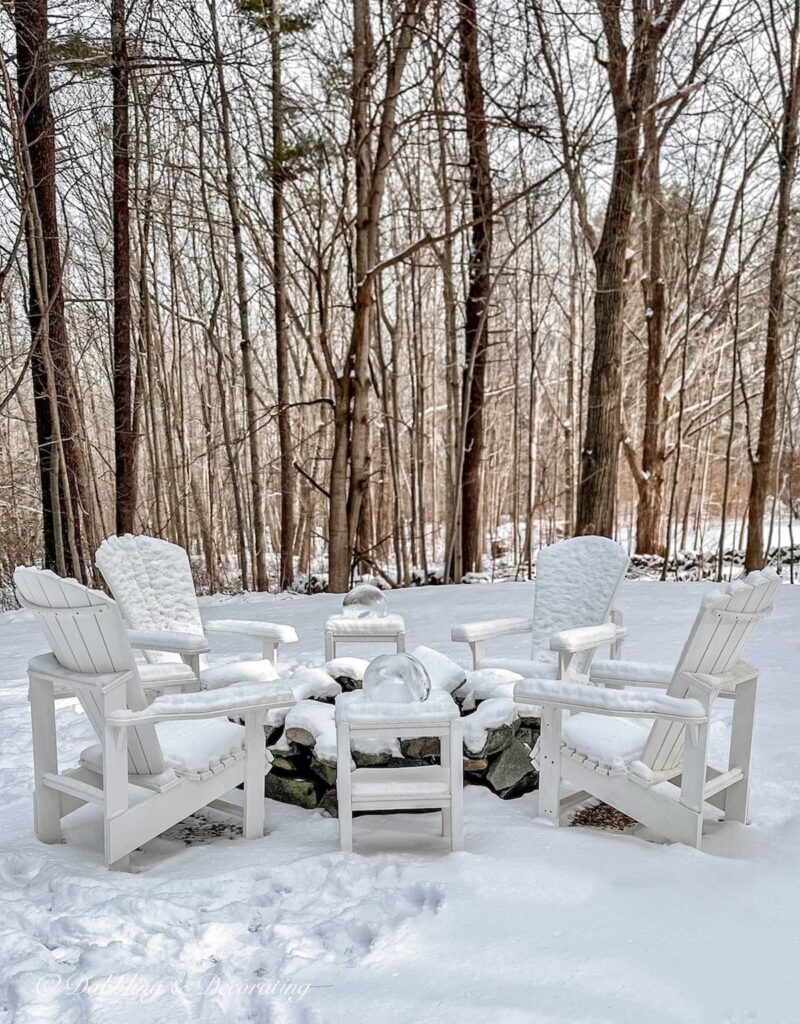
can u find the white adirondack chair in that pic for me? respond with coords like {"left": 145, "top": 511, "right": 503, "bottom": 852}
{"left": 451, "top": 536, "right": 629, "bottom": 677}
{"left": 15, "top": 567, "right": 295, "bottom": 870}
{"left": 95, "top": 534, "right": 298, "bottom": 691}
{"left": 515, "top": 569, "right": 779, "bottom": 847}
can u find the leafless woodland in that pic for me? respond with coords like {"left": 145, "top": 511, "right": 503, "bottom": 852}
{"left": 1, "top": 0, "right": 800, "bottom": 593}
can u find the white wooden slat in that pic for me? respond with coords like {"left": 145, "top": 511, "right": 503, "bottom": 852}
{"left": 57, "top": 612, "right": 102, "bottom": 674}
{"left": 13, "top": 568, "right": 46, "bottom": 606}
{"left": 37, "top": 616, "right": 74, "bottom": 672}
{"left": 643, "top": 575, "right": 775, "bottom": 774}
{"left": 71, "top": 680, "right": 107, "bottom": 745}
{"left": 20, "top": 568, "right": 166, "bottom": 777}
{"left": 699, "top": 584, "right": 756, "bottom": 675}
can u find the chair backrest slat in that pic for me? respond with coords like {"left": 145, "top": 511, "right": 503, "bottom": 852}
{"left": 15, "top": 567, "right": 165, "bottom": 775}
{"left": 531, "top": 536, "right": 629, "bottom": 673}
{"left": 96, "top": 534, "right": 204, "bottom": 664}
{"left": 641, "top": 570, "right": 779, "bottom": 775}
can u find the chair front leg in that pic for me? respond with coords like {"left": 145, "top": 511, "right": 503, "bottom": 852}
{"left": 725, "top": 677, "right": 757, "bottom": 823}
{"left": 261, "top": 640, "right": 277, "bottom": 667}
{"left": 449, "top": 720, "right": 464, "bottom": 851}
{"left": 243, "top": 708, "right": 267, "bottom": 839}
{"left": 103, "top": 722, "right": 131, "bottom": 869}
{"left": 29, "top": 676, "right": 62, "bottom": 844}
{"left": 679, "top": 720, "right": 710, "bottom": 848}
{"left": 538, "top": 707, "right": 563, "bottom": 824}
{"left": 336, "top": 723, "right": 353, "bottom": 852}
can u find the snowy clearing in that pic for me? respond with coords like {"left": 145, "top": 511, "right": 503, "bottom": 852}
{"left": 1, "top": 580, "right": 799, "bottom": 1024}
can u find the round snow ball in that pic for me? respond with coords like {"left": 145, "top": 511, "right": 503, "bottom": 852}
{"left": 342, "top": 583, "right": 388, "bottom": 619}
{"left": 362, "top": 653, "right": 431, "bottom": 703}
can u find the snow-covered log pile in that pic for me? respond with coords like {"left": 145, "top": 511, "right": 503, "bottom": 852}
{"left": 262, "top": 647, "right": 539, "bottom": 813}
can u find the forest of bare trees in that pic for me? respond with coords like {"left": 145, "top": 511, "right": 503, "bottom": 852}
{"left": 1, "top": 0, "right": 799, "bottom": 595}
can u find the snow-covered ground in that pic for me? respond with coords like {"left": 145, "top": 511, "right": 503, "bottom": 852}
{"left": 1, "top": 581, "right": 798, "bottom": 1024}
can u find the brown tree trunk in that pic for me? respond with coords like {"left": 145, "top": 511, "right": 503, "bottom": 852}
{"left": 458, "top": 0, "right": 493, "bottom": 574}
{"left": 633, "top": 46, "right": 666, "bottom": 554}
{"left": 14, "top": 0, "right": 87, "bottom": 578}
{"left": 576, "top": 0, "right": 683, "bottom": 537}
{"left": 328, "top": 0, "right": 427, "bottom": 591}
{"left": 271, "top": 0, "right": 295, "bottom": 591}
{"left": 745, "top": 3, "right": 800, "bottom": 571}
{"left": 210, "top": 0, "right": 268, "bottom": 590}
{"left": 112, "top": 0, "right": 137, "bottom": 534}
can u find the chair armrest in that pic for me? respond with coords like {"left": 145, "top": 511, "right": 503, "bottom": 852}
{"left": 549, "top": 622, "right": 626, "bottom": 654}
{"left": 450, "top": 617, "right": 532, "bottom": 643}
{"left": 127, "top": 629, "right": 210, "bottom": 657}
{"left": 205, "top": 619, "right": 298, "bottom": 644}
{"left": 590, "top": 658, "right": 674, "bottom": 688}
{"left": 514, "top": 678, "right": 707, "bottom": 722}
{"left": 107, "top": 681, "right": 295, "bottom": 727}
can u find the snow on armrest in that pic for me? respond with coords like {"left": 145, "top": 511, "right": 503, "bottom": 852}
{"left": 108, "top": 681, "right": 295, "bottom": 725}
{"left": 514, "top": 678, "right": 706, "bottom": 721}
{"left": 127, "top": 629, "right": 210, "bottom": 656}
{"left": 450, "top": 617, "right": 532, "bottom": 643}
{"left": 204, "top": 619, "right": 299, "bottom": 644}
{"left": 590, "top": 659, "right": 674, "bottom": 687}
{"left": 549, "top": 622, "right": 625, "bottom": 653}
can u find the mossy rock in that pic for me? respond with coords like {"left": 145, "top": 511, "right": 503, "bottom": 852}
{"left": 486, "top": 739, "right": 536, "bottom": 797}
{"left": 400, "top": 736, "right": 440, "bottom": 760}
{"left": 310, "top": 753, "right": 338, "bottom": 787}
{"left": 319, "top": 789, "right": 338, "bottom": 817}
{"left": 264, "top": 771, "right": 323, "bottom": 809}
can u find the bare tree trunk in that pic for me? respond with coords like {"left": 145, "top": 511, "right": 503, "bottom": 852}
{"left": 576, "top": 0, "right": 683, "bottom": 537}
{"left": 745, "top": 0, "right": 800, "bottom": 571}
{"left": 634, "top": 73, "right": 667, "bottom": 554}
{"left": 458, "top": 0, "right": 493, "bottom": 573}
{"left": 14, "top": 0, "right": 87, "bottom": 578}
{"left": 271, "top": 0, "right": 295, "bottom": 590}
{"left": 209, "top": 0, "right": 268, "bottom": 590}
{"left": 111, "top": 0, "right": 136, "bottom": 534}
{"left": 328, "top": 0, "right": 427, "bottom": 591}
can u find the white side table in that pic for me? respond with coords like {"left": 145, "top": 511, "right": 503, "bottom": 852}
{"left": 324, "top": 613, "right": 406, "bottom": 661}
{"left": 334, "top": 690, "right": 463, "bottom": 852}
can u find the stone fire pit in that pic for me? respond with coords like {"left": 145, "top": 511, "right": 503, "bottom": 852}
{"left": 262, "top": 646, "right": 539, "bottom": 815}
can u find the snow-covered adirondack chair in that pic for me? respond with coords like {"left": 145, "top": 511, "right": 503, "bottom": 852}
{"left": 516, "top": 569, "right": 779, "bottom": 848}
{"left": 15, "top": 567, "right": 295, "bottom": 870}
{"left": 450, "top": 536, "right": 629, "bottom": 677}
{"left": 95, "top": 534, "right": 298, "bottom": 691}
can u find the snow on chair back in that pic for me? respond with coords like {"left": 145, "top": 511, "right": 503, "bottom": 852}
{"left": 96, "top": 534, "right": 204, "bottom": 663}
{"left": 641, "top": 569, "right": 779, "bottom": 776}
{"left": 14, "top": 567, "right": 165, "bottom": 775}
{"left": 529, "top": 536, "right": 629, "bottom": 672}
